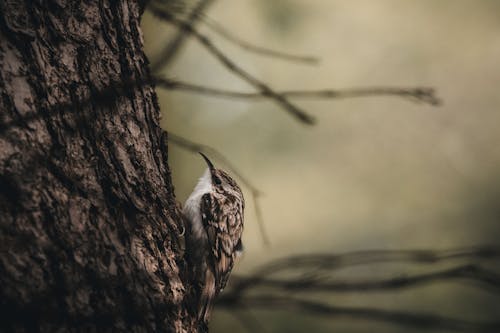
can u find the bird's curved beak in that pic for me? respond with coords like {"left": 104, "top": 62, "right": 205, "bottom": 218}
{"left": 199, "top": 152, "right": 215, "bottom": 170}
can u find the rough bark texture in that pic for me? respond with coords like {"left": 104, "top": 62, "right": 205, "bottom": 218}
{"left": 0, "top": 1, "right": 197, "bottom": 331}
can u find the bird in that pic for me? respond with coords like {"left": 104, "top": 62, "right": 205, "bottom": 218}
{"left": 183, "top": 152, "right": 244, "bottom": 325}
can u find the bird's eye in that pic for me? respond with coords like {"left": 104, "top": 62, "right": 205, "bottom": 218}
{"left": 213, "top": 176, "right": 222, "bottom": 185}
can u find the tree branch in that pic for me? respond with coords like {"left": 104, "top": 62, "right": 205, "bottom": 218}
{"left": 229, "top": 247, "right": 500, "bottom": 294}
{"left": 150, "top": 0, "right": 216, "bottom": 72}
{"left": 228, "top": 264, "right": 500, "bottom": 294}
{"left": 155, "top": 77, "right": 441, "bottom": 105}
{"left": 218, "top": 295, "right": 500, "bottom": 332}
{"left": 198, "top": 14, "right": 320, "bottom": 65}
{"left": 216, "top": 248, "right": 500, "bottom": 331}
{"left": 149, "top": 5, "right": 316, "bottom": 125}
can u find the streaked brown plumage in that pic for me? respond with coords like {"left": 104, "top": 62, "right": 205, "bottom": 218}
{"left": 183, "top": 153, "right": 244, "bottom": 325}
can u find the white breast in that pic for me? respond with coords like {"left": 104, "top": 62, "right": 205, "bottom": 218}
{"left": 183, "top": 168, "right": 212, "bottom": 241}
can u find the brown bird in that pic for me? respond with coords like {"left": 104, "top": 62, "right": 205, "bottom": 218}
{"left": 183, "top": 153, "right": 244, "bottom": 325}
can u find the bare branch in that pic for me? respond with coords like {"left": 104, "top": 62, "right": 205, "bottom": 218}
{"left": 229, "top": 246, "right": 500, "bottom": 294}
{"left": 252, "top": 246, "right": 500, "bottom": 274}
{"left": 198, "top": 15, "right": 320, "bottom": 65}
{"left": 149, "top": 0, "right": 216, "bottom": 72}
{"left": 167, "top": 132, "right": 271, "bottom": 246}
{"left": 148, "top": 5, "right": 316, "bottom": 125}
{"left": 215, "top": 247, "right": 500, "bottom": 331}
{"left": 228, "top": 264, "right": 500, "bottom": 294}
{"left": 251, "top": 191, "right": 269, "bottom": 246}
{"left": 0, "top": 6, "right": 440, "bottom": 136}
{"left": 218, "top": 295, "right": 500, "bottom": 332}
{"left": 155, "top": 77, "right": 441, "bottom": 106}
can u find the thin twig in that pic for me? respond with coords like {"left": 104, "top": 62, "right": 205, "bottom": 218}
{"left": 228, "top": 264, "right": 500, "bottom": 294}
{"left": 254, "top": 246, "right": 500, "bottom": 274}
{"left": 155, "top": 77, "right": 441, "bottom": 105}
{"left": 230, "top": 246, "right": 500, "bottom": 293}
{"left": 150, "top": 0, "right": 216, "bottom": 72}
{"left": 217, "top": 248, "right": 500, "bottom": 330}
{"left": 0, "top": 75, "right": 438, "bottom": 134}
{"left": 198, "top": 14, "right": 320, "bottom": 65}
{"left": 218, "top": 295, "right": 500, "bottom": 332}
{"left": 149, "top": 5, "right": 316, "bottom": 125}
{"left": 251, "top": 191, "right": 269, "bottom": 246}
{"left": 167, "top": 132, "right": 258, "bottom": 193}
{"left": 167, "top": 132, "right": 271, "bottom": 246}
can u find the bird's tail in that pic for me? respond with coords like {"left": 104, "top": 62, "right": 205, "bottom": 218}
{"left": 198, "top": 269, "right": 216, "bottom": 325}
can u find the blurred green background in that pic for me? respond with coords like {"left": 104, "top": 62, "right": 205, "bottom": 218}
{"left": 142, "top": 1, "right": 500, "bottom": 331}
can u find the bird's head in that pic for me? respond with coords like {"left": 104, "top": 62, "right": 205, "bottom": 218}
{"left": 199, "top": 152, "right": 243, "bottom": 199}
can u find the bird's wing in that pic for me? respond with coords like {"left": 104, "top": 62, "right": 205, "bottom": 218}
{"left": 200, "top": 192, "right": 243, "bottom": 292}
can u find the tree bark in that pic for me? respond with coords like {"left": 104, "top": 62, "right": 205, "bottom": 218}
{"left": 0, "top": 1, "right": 196, "bottom": 331}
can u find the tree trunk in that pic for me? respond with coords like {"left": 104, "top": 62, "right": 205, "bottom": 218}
{"left": 0, "top": 1, "right": 197, "bottom": 331}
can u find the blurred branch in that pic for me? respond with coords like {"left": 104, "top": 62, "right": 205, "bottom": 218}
{"left": 230, "top": 246, "right": 500, "bottom": 294}
{"left": 167, "top": 132, "right": 271, "bottom": 246}
{"left": 228, "top": 264, "right": 500, "bottom": 294}
{"left": 218, "top": 295, "right": 500, "bottom": 332}
{"left": 251, "top": 246, "right": 500, "bottom": 274}
{"left": 198, "top": 14, "right": 320, "bottom": 65}
{"left": 150, "top": 0, "right": 216, "bottom": 72}
{"left": 216, "top": 247, "right": 500, "bottom": 331}
{"left": 155, "top": 77, "right": 441, "bottom": 105}
{"left": 148, "top": 5, "right": 316, "bottom": 125}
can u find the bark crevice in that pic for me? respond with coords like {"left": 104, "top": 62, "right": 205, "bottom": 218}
{"left": 1, "top": 1, "right": 196, "bottom": 332}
